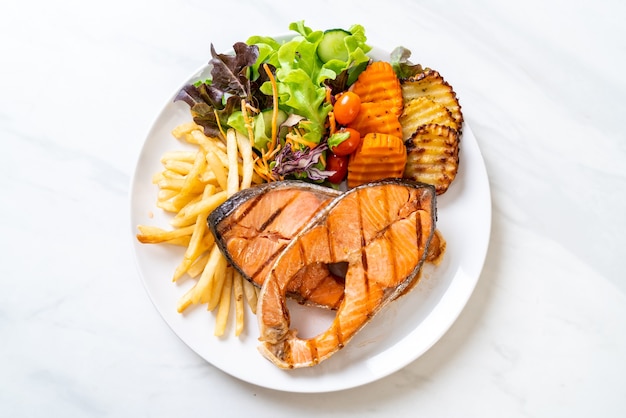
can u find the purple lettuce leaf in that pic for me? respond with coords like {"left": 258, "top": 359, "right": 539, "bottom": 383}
{"left": 272, "top": 142, "right": 335, "bottom": 181}
{"left": 174, "top": 42, "right": 269, "bottom": 138}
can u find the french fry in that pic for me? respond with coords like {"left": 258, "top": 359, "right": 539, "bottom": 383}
{"left": 136, "top": 224, "right": 195, "bottom": 243}
{"left": 183, "top": 129, "right": 204, "bottom": 145}
{"left": 159, "top": 169, "right": 189, "bottom": 183}
{"left": 242, "top": 279, "right": 258, "bottom": 314}
{"left": 158, "top": 190, "right": 205, "bottom": 214}
{"left": 170, "top": 189, "right": 227, "bottom": 228}
{"left": 163, "top": 160, "right": 193, "bottom": 175}
{"left": 233, "top": 271, "right": 245, "bottom": 336}
{"left": 226, "top": 129, "right": 240, "bottom": 196}
{"left": 172, "top": 185, "right": 215, "bottom": 282}
{"left": 177, "top": 285, "right": 195, "bottom": 313}
{"left": 206, "top": 253, "right": 228, "bottom": 310}
{"left": 160, "top": 150, "right": 196, "bottom": 163}
{"left": 206, "top": 152, "right": 228, "bottom": 191}
{"left": 199, "top": 170, "right": 218, "bottom": 185}
{"left": 170, "top": 151, "right": 207, "bottom": 211}
{"left": 138, "top": 121, "right": 265, "bottom": 337}
{"left": 152, "top": 171, "right": 164, "bottom": 184}
{"left": 191, "top": 130, "right": 229, "bottom": 166}
{"left": 235, "top": 130, "right": 254, "bottom": 190}
{"left": 171, "top": 121, "right": 200, "bottom": 139}
{"left": 156, "top": 199, "right": 181, "bottom": 214}
{"left": 155, "top": 177, "right": 196, "bottom": 192}
{"left": 192, "top": 244, "right": 223, "bottom": 305}
{"left": 214, "top": 266, "right": 233, "bottom": 337}
{"left": 162, "top": 169, "right": 187, "bottom": 180}
{"left": 187, "top": 251, "right": 210, "bottom": 278}
{"left": 161, "top": 236, "right": 192, "bottom": 247}
{"left": 157, "top": 189, "right": 177, "bottom": 202}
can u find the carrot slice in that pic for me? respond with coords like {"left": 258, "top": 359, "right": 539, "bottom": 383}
{"left": 346, "top": 61, "right": 403, "bottom": 140}
{"left": 347, "top": 133, "right": 407, "bottom": 188}
{"left": 347, "top": 102, "right": 403, "bottom": 138}
{"left": 349, "top": 61, "right": 403, "bottom": 117}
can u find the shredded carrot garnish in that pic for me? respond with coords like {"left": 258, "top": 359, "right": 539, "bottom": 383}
{"left": 241, "top": 99, "right": 256, "bottom": 148}
{"left": 286, "top": 131, "right": 318, "bottom": 150}
{"left": 251, "top": 142, "right": 282, "bottom": 183}
{"left": 325, "top": 86, "right": 332, "bottom": 104}
{"left": 328, "top": 111, "right": 337, "bottom": 135}
{"left": 262, "top": 63, "right": 279, "bottom": 154}
{"left": 213, "top": 109, "right": 227, "bottom": 140}
{"left": 239, "top": 98, "right": 274, "bottom": 182}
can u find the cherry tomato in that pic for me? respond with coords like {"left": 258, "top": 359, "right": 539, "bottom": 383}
{"left": 329, "top": 128, "right": 361, "bottom": 157}
{"left": 333, "top": 92, "right": 361, "bottom": 125}
{"left": 326, "top": 153, "right": 349, "bottom": 184}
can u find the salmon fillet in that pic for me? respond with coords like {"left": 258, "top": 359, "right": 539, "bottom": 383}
{"left": 256, "top": 179, "right": 436, "bottom": 368}
{"left": 208, "top": 181, "right": 346, "bottom": 309}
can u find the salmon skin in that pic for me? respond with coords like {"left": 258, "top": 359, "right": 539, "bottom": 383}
{"left": 208, "top": 181, "right": 346, "bottom": 309}
{"left": 256, "top": 179, "right": 437, "bottom": 369}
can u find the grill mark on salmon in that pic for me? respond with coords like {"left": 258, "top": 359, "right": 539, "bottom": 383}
{"left": 209, "top": 181, "right": 346, "bottom": 309}
{"left": 256, "top": 179, "right": 436, "bottom": 369}
{"left": 222, "top": 192, "right": 299, "bottom": 282}
{"left": 355, "top": 192, "right": 373, "bottom": 313}
{"left": 256, "top": 193, "right": 296, "bottom": 235}
{"left": 249, "top": 241, "right": 289, "bottom": 281}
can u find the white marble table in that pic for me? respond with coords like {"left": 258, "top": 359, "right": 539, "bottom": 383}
{"left": 1, "top": 0, "right": 625, "bottom": 416}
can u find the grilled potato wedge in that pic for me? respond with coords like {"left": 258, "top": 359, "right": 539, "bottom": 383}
{"left": 401, "top": 70, "right": 463, "bottom": 128}
{"left": 399, "top": 97, "right": 459, "bottom": 140}
{"left": 403, "top": 124, "right": 460, "bottom": 195}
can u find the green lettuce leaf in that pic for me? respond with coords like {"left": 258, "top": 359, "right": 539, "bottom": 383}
{"left": 246, "top": 21, "right": 372, "bottom": 146}
{"left": 390, "top": 46, "right": 424, "bottom": 80}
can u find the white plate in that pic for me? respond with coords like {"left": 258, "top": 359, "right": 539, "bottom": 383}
{"left": 130, "top": 39, "right": 492, "bottom": 393}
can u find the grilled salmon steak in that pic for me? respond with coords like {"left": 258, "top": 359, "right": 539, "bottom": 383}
{"left": 208, "top": 181, "right": 346, "bottom": 309}
{"left": 256, "top": 179, "right": 436, "bottom": 368}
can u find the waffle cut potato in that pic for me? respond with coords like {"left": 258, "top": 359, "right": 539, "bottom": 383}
{"left": 400, "top": 68, "right": 463, "bottom": 194}
{"left": 401, "top": 69, "right": 463, "bottom": 130}
{"left": 399, "top": 96, "right": 459, "bottom": 140}
{"left": 403, "top": 124, "right": 460, "bottom": 195}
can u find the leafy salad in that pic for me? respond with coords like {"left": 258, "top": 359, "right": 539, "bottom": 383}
{"left": 174, "top": 21, "right": 421, "bottom": 185}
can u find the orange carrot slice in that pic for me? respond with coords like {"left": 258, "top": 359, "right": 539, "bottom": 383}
{"left": 349, "top": 61, "right": 403, "bottom": 117}
{"left": 347, "top": 133, "right": 407, "bottom": 188}
{"left": 347, "top": 102, "right": 403, "bottom": 138}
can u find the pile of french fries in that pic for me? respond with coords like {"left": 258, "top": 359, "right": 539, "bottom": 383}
{"left": 136, "top": 122, "right": 263, "bottom": 336}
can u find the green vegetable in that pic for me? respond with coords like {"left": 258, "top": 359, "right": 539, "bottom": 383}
{"left": 327, "top": 130, "right": 350, "bottom": 149}
{"left": 317, "top": 29, "right": 352, "bottom": 63}
{"left": 174, "top": 42, "right": 264, "bottom": 139}
{"left": 175, "top": 21, "right": 374, "bottom": 184}
{"left": 390, "top": 46, "right": 424, "bottom": 80}
{"left": 228, "top": 108, "right": 288, "bottom": 150}
{"left": 246, "top": 21, "right": 372, "bottom": 146}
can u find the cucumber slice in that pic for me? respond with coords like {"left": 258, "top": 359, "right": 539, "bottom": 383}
{"left": 317, "top": 29, "right": 351, "bottom": 63}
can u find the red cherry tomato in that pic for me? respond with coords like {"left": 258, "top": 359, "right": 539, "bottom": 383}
{"left": 329, "top": 128, "right": 361, "bottom": 156}
{"left": 326, "top": 153, "right": 349, "bottom": 184}
{"left": 333, "top": 92, "right": 361, "bottom": 125}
